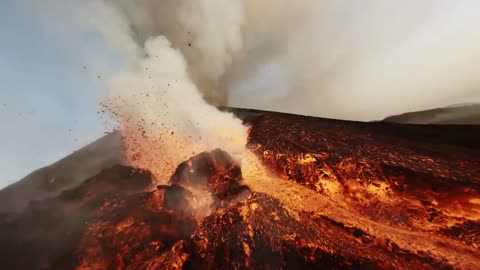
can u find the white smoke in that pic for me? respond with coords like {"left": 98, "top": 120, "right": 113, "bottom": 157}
{"left": 19, "top": 0, "right": 251, "bottom": 181}
{"left": 227, "top": 0, "right": 480, "bottom": 120}
{"left": 88, "top": 0, "right": 248, "bottom": 180}
{"left": 90, "top": 0, "right": 246, "bottom": 104}
{"left": 15, "top": 0, "right": 480, "bottom": 185}
{"left": 106, "top": 36, "right": 247, "bottom": 179}
{"left": 24, "top": 0, "right": 480, "bottom": 141}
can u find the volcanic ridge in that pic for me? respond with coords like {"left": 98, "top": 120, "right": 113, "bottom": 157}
{"left": 0, "top": 108, "right": 479, "bottom": 269}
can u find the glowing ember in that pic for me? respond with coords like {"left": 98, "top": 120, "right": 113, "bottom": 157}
{"left": 0, "top": 109, "right": 479, "bottom": 269}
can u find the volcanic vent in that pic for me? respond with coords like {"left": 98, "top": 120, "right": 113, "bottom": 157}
{"left": 0, "top": 149, "right": 253, "bottom": 270}
{"left": 159, "top": 149, "right": 251, "bottom": 218}
{"left": 0, "top": 109, "right": 479, "bottom": 269}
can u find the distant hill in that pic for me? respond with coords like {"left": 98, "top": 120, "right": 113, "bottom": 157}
{"left": 2, "top": 105, "right": 479, "bottom": 214}
{"left": 0, "top": 131, "right": 124, "bottom": 213}
{"left": 0, "top": 108, "right": 479, "bottom": 269}
{"left": 384, "top": 104, "right": 480, "bottom": 124}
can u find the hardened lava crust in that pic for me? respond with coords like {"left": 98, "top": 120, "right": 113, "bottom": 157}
{"left": 0, "top": 109, "right": 479, "bottom": 269}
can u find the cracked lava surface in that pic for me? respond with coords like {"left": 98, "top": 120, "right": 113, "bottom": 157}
{"left": 0, "top": 109, "right": 479, "bottom": 269}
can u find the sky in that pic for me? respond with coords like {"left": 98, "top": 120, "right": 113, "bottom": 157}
{"left": 1, "top": 0, "right": 479, "bottom": 189}
{"left": 0, "top": 0, "right": 115, "bottom": 188}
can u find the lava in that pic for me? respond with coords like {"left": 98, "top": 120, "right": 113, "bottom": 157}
{"left": 0, "top": 109, "right": 479, "bottom": 269}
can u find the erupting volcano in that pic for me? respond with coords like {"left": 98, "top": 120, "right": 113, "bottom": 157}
{"left": 0, "top": 109, "right": 479, "bottom": 269}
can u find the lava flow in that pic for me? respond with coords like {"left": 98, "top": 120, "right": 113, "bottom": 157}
{"left": 0, "top": 109, "right": 479, "bottom": 269}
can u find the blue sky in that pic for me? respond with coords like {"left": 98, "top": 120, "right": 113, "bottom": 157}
{"left": 0, "top": 1, "right": 117, "bottom": 188}
{"left": 2, "top": 0, "right": 479, "bottom": 188}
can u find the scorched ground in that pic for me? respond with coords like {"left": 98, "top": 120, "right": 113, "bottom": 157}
{"left": 0, "top": 108, "right": 479, "bottom": 269}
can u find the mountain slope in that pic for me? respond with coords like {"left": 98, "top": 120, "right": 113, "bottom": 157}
{"left": 0, "top": 108, "right": 479, "bottom": 269}
{"left": 384, "top": 104, "right": 480, "bottom": 124}
{"left": 0, "top": 131, "right": 124, "bottom": 213}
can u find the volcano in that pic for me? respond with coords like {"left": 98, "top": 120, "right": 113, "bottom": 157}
{"left": 1, "top": 108, "right": 479, "bottom": 269}
{"left": 383, "top": 104, "right": 480, "bottom": 125}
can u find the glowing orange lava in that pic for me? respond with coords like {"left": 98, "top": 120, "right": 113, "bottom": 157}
{"left": 1, "top": 109, "right": 479, "bottom": 269}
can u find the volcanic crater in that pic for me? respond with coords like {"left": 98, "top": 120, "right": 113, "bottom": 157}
{"left": 0, "top": 108, "right": 479, "bottom": 270}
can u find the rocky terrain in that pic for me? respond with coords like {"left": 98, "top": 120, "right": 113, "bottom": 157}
{"left": 1, "top": 108, "right": 479, "bottom": 269}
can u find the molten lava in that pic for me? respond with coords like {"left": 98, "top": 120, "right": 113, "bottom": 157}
{"left": 0, "top": 109, "right": 479, "bottom": 269}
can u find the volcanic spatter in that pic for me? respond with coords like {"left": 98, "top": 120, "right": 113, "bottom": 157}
{"left": 1, "top": 109, "right": 480, "bottom": 269}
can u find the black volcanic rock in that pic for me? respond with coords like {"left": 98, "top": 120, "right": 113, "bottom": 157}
{"left": 383, "top": 104, "right": 480, "bottom": 124}
{"left": 147, "top": 193, "right": 452, "bottom": 270}
{"left": 0, "top": 165, "right": 152, "bottom": 270}
{"left": 169, "top": 149, "right": 243, "bottom": 196}
{"left": 164, "top": 149, "right": 252, "bottom": 218}
{"left": 0, "top": 131, "right": 124, "bottom": 213}
{"left": 1, "top": 108, "right": 480, "bottom": 269}
{"left": 0, "top": 150, "right": 252, "bottom": 270}
{"left": 163, "top": 184, "right": 194, "bottom": 212}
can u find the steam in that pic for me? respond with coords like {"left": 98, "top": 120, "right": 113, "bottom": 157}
{"left": 105, "top": 36, "right": 247, "bottom": 180}
{"left": 88, "top": 0, "right": 248, "bottom": 180}
{"left": 95, "top": 0, "right": 480, "bottom": 123}
{"left": 92, "top": 0, "right": 245, "bottom": 104}
{"left": 227, "top": 0, "right": 480, "bottom": 120}
{"left": 24, "top": 0, "right": 480, "bottom": 179}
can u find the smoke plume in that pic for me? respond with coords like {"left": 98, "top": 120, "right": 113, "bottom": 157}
{"left": 227, "top": 0, "right": 480, "bottom": 120}
{"left": 97, "top": 0, "right": 480, "bottom": 122}
{"left": 104, "top": 36, "right": 247, "bottom": 181}
{"left": 92, "top": 0, "right": 245, "bottom": 104}
{"left": 26, "top": 0, "right": 480, "bottom": 120}
{"left": 87, "top": 0, "right": 249, "bottom": 181}
{"left": 24, "top": 0, "right": 480, "bottom": 179}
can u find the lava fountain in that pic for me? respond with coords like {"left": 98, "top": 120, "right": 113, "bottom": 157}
{"left": 102, "top": 36, "right": 248, "bottom": 184}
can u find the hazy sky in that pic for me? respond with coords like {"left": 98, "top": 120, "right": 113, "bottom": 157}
{"left": 0, "top": 1, "right": 113, "bottom": 188}
{"left": 1, "top": 0, "right": 479, "bottom": 189}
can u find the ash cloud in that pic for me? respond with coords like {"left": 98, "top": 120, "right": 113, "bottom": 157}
{"left": 23, "top": 0, "right": 249, "bottom": 181}
{"left": 227, "top": 0, "right": 480, "bottom": 121}
{"left": 104, "top": 36, "right": 247, "bottom": 181}
{"left": 89, "top": 0, "right": 249, "bottom": 180}
{"left": 97, "top": 0, "right": 480, "bottom": 121}
{"left": 23, "top": 0, "right": 480, "bottom": 123}
{"left": 93, "top": 0, "right": 246, "bottom": 105}
{"left": 24, "top": 0, "right": 480, "bottom": 167}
